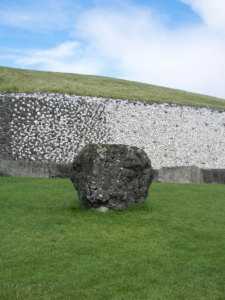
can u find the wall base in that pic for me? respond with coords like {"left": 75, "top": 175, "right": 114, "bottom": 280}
{"left": 0, "top": 159, "right": 224, "bottom": 184}
{"left": 153, "top": 166, "right": 225, "bottom": 184}
{"left": 0, "top": 159, "right": 72, "bottom": 178}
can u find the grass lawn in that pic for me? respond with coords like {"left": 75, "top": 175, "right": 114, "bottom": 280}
{"left": 0, "top": 177, "right": 225, "bottom": 300}
{"left": 1, "top": 66, "right": 225, "bottom": 110}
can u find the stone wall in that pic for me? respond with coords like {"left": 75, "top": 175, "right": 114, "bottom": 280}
{"left": 1, "top": 158, "right": 224, "bottom": 184}
{"left": 0, "top": 92, "right": 225, "bottom": 172}
{"left": 0, "top": 158, "right": 71, "bottom": 178}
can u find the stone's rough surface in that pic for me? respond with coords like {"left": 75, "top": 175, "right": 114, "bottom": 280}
{"left": 70, "top": 144, "right": 154, "bottom": 210}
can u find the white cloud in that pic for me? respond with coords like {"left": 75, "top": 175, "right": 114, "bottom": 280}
{"left": 45, "top": 60, "right": 104, "bottom": 75}
{"left": 15, "top": 41, "right": 103, "bottom": 75}
{"left": 73, "top": 4, "right": 225, "bottom": 98}
{"left": 0, "top": 0, "right": 78, "bottom": 31}
{"left": 17, "top": 42, "right": 80, "bottom": 65}
{"left": 180, "top": 0, "right": 225, "bottom": 31}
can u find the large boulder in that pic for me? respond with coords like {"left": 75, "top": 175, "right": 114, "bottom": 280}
{"left": 70, "top": 144, "right": 154, "bottom": 210}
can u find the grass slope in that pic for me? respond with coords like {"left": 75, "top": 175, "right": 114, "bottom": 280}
{"left": 1, "top": 177, "right": 225, "bottom": 300}
{"left": 0, "top": 66, "right": 225, "bottom": 110}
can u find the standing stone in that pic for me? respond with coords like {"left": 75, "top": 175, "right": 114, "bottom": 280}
{"left": 70, "top": 144, "right": 154, "bottom": 210}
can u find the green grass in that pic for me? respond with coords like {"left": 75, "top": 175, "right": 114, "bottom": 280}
{"left": 1, "top": 177, "right": 225, "bottom": 300}
{"left": 0, "top": 66, "right": 225, "bottom": 110}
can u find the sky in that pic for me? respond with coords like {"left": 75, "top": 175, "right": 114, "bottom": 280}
{"left": 0, "top": 0, "right": 225, "bottom": 99}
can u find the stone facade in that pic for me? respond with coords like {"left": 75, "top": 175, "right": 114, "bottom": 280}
{"left": 0, "top": 92, "right": 225, "bottom": 170}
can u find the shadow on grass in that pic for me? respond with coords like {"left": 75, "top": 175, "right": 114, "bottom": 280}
{"left": 68, "top": 199, "right": 154, "bottom": 214}
{"left": 68, "top": 200, "right": 88, "bottom": 212}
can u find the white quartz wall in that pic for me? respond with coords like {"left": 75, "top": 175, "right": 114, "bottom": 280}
{"left": 1, "top": 93, "right": 111, "bottom": 163}
{"left": 1, "top": 93, "right": 224, "bottom": 169}
{"left": 105, "top": 100, "right": 225, "bottom": 169}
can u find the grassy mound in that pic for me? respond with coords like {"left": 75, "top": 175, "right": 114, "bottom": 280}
{"left": 0, "top": 66, "right": 225, "bottom": 110}
{"left": 1, "top": 177, "right": 225, "bottom": 299}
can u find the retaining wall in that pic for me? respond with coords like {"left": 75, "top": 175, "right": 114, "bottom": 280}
{"left": 1, "top": 158, "right": 224, "bottom": 184}
{"left": 0, "top": 92, "right": 225, "bottom": 181}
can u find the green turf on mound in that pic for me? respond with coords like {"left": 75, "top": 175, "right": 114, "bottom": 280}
{"left": 0, "top": 66, "right": 225, "bottom": 110}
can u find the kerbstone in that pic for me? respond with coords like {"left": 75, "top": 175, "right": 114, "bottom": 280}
{"left": 70, "top": 144, "right": 154, "bottom": 210}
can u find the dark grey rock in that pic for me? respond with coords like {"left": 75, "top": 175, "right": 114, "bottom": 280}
{"left": 70, "top": 144, "right": 154, "bottom": 210}
{"left": 0, "top": 94, "right": 13, "bottom": 160}
{"left": 201, "top": 169, "right": 225, "bottom": 184}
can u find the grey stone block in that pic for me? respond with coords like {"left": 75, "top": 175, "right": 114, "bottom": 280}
{"left": 49, "top": 162, "right": 72, "bottom": 178}
{"left": 154, "top": 166, "right": 203, "bottom": 183}
{"left": 201, "top": 169, "right": 225, "bottom": 184}
{"left": 153, "top": 166, "right": 225, "bottom": 184}
{"left": 0, "top": 159, "right": 72, "bottom": 178}
{"left": 0, "top": 159, "right": 49, "bottom": 178}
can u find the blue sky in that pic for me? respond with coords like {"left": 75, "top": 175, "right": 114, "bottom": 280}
{"left": 1, "top": 0, "right": 225, "bottom": 99}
